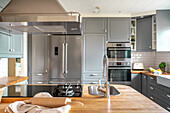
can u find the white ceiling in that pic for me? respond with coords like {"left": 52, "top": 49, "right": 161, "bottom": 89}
{"left": 58, "top": 0, "right": 170, "bottom": 17}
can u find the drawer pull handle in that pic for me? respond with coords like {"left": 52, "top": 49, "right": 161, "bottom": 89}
{"left": 90, "top": 74, "right": 98, "bottom": 76}
{"left": 37, "top": 74, "right": 43, "bottom": 76}
{"left": 150, "top": 97, "right": 153, "bottom": 100}
{"left": 167, "top": 107, "right": 170, "bottom": 110}
{"left": 150, "top": 87, "right": 153, "bottom": 90}
{"left": 37, "top": 82, "right": 43, "bottom": 84}
{"left": 150, "top": 77, "right": 153, "bottom": 80}
{"left": 91, "top": 82, "right": 98, "bottom": 84}
{"left": 167, "top": 95, "right": 170, "bottom": 98}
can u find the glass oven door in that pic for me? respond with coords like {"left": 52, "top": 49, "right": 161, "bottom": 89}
{"left": 108, "top": 67, "right": 131, "bottom": 83}
{"left": 107, "top": 47, "right": 131, "bottom": 58}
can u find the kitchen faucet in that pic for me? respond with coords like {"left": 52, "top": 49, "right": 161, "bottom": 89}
{"left": 98, "top": 54, "right": 110, "bottom": 97}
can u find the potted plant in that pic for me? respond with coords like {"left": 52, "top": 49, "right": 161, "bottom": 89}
{"left": 159, "top": 62, "right": 166, "bottom": 72}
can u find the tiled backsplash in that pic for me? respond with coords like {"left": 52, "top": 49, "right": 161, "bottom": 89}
{"left": 0, "top": 58, "right": 8, "bottom": 78}
{"left": 132, "top": 52, "right": 170, "bottom": 72}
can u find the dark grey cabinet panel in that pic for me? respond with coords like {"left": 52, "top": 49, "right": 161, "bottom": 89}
{"left": 136, "top": 17, "right": 152, "bottom": 51}
{"left": 108, "top": 18, "right": 131, "bottom": 42}
{"left": 83, "top": 18, "right": 107, "bottom": 34}
{"left": 131, "top": 74, "right": 141, "bottom": 92}
{"left": 141, "top": 75, "right": 147, "bottom": 96}
{"left": 156, "top": 10, "right": 170, "bottom": 51}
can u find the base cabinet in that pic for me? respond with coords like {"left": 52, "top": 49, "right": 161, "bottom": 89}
{"left": 131, "top": 74, "right": 170, "bottom": 112}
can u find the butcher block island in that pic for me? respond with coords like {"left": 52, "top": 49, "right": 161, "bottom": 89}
{"left": 0, "top": 84, "right": 168, "bottom": 113}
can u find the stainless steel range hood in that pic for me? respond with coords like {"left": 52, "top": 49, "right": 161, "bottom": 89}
{"left": 0, "top": 0, "right": 81, "bottom": 34}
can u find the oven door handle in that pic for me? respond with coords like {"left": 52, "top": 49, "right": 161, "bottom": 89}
{"left": 108, "top": 67, "right": 131, "bottom": 70}
{"left": 108, "top": 48, "right": 131, "bottom": 51}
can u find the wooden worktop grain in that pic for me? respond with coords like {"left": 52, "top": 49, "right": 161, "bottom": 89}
{"left": 0, "top": 84, "right": 168, "bottom": 113}
{"left": 131, "top": 70, "right": 170, "bottom": 77}
{"left": 0, "top": 76, "right": 28, "bottom": 86}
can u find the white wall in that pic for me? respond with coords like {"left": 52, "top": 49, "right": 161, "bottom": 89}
{"left": 0, "top": 58, "right": 8, "bottom": 78}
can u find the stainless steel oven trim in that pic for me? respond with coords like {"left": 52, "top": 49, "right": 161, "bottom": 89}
{"left": 108, "top": 48, "right": 131, "bottom": 51}
{"left": 108, "top": 67, "right": 131, "bottom": 69}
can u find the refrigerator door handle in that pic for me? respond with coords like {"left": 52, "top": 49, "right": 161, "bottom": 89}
{"left": 65, "top": 43, "right": 68, "bottom": 73}
{"left": 62, "top": 43, "right": 65, "bottom": 73}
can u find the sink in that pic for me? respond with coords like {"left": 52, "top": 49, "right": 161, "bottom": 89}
{"left": 88, "top": 85, "right": 120, "bottom": 96}
{"left": 157, "top": 75, "right": 170, "bottom": 88}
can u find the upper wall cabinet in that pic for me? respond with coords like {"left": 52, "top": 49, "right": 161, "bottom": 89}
{"left": 156, "top": 10, "right": 170, "bottom": 51}
{"left": 108, "top": 18, "right": 131, "bottom": 42}
{"left": 136, "top": 17, "right": 152, "bottom": 52}
{"left": 83, "top": 18, "right": 107, "bottom": 34}
{"left": 0, "top": 30, "right": 23, "bottom": 58}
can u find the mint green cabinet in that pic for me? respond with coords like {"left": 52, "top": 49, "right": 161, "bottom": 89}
{"left": 0, "top": 31, "right": 23, "bottom": 58}
{"left": 11, "top": 34, "right": 23, "bottom": 55}
{"left": 0, "top": 33, "right": 10, "bottom": 54}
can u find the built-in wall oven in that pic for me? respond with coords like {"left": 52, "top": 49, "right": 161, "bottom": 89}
{"left": 107, "top": 42, "right": 131, "bottom": 85}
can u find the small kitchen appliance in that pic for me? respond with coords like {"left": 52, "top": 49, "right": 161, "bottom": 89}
{"left": 132, "top": 63, "right": 144, "bottom": 70}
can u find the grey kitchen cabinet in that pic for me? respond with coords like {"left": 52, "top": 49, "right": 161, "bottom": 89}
{"left": 131, "top": 74, "right": 142, "bottom": 93}
{"left": 147, "top": 75, "right": 170, "bottom": 112}
{"left": 141, "top": 74, "right": 147, "bottom": 96}
{"left": 0, "top": 29, "right": 23, "bottom": 58}
{"left": 108, "top": 18, "right": 131, "bottom": 42}
{"left": 82, "top": 34, "right": 106, "bottom": 84}
{"left": 83, "top": 18, "right": 107, "bottom": 34}
{"left": 136, "top": 16, "right": 152, "bottom": 52}
{"left": 156, "top": 10, "right": 170, "bottom": 51}
{"left": 30, "top": 34, "right": 48, "bottom": 84}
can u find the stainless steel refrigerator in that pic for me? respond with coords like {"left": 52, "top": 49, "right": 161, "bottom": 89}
{"left": 48, "top": 35, "right": 82, "bottom": 84}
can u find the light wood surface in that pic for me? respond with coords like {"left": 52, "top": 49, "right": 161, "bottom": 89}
{"left": 0, "top": 77, "right": 28, "bottom": 86}
{"left": 131, "top": 70, "right": 170, "bottom": 77}
{"left": 0, "top": 84, "right": 168, "bottom": 113}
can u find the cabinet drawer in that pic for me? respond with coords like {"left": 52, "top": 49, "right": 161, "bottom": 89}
{"left": 84, "top": 74, "right": 103, "bottom": 79}
{"left": 155, "top": 98, "right": 170, "bottom": 112}
{"left": 32, "top": 74, "right": 47, "bottom": 80}
{"left": 148, "top": 76, "right": 156, "bottom": 84}
{"left": 148, "top": 84, "right": 157, "bottom": 96}
{"left": 155, "top": 88, "right": 170, "bottom": 105}
{"left": 32, "top": 81, "right": 47, "bottom": 84}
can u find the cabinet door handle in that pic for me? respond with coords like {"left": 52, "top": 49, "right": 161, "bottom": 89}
{"left": 9, "top": 49, "right": 12, "bottom": 52}
{"left": 90, "top": 74, "right": 98, "bottom": 76}
{"left": 150, "top": 97, "right": 153, "bottom": 100}
{"left": 150, "top": 87, "right": 154, "bottom": 90}
{"left": 104, "top": 30, "right": 107, "bottom": 32}
{"left": 37, "top": 74, "right": 43, "bottom": 76}
{"left": 167, "top": 95, "right": 170, "bottom": 98}
{"left": 45, "top": 70, "right": 48, "bottom": 73}
{"left": 149, "top": 46, "right": 152, "bottom": 48}
{"left": 143, "top": 76, "right": 146, "bottom": 78}
{"left": 150, "top": 77, "right": 153, "bottom": 80}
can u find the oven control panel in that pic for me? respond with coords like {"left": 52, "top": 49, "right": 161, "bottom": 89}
{"left": 109, "top": 61, "right": 131, "bottom": 66}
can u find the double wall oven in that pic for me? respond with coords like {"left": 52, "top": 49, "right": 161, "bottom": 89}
{"left": 107, "top": 42, "right": 131, "bottom": 85}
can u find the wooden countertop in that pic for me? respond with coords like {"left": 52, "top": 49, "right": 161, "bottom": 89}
{"left": 0, "top": 84, "right": 168, "bottom": 113}
{"left": 0, "top": 76, "right": 28, "bottom": 86}
{"left": 131, "top": 70, "right": 170, "bottom": 77}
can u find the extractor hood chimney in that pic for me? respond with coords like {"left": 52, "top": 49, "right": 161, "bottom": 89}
{"left": 0, "top": 0, "right": 81, "bottom": 22}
